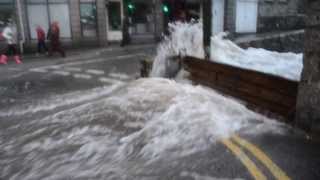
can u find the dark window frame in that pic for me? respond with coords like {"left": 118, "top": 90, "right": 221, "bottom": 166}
{"left": 0, "top": 1, "right": 15, "bottom": 32}
{"left": 107, "top": 1, "right": 122, "bottom": 31}
{"left": 79, "top": 0, "right": 98, "bottom": 38}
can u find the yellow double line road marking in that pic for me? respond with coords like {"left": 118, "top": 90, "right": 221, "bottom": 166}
{"left": 221, "top": 135, "right": 290, "bottom": 180}
{"left": 232, "top": 135, "right": 290, "bottom": 180}
{"left": 221, "top": 138, "right": 267, "bottom": 180}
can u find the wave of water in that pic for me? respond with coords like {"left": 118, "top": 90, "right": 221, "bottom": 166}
{"left": 150, "top": 22, "right": 204, "bottom": 78}
{"left": 150, "top": 22, "right": 302, "bottom": 81}
{"left": 0, "top": 78, "right": 286, "bottom": 180}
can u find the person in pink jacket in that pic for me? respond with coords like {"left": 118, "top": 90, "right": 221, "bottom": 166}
{"left": 36, "top": 25, "right": 48, "bottom": 55}
{"left": 0, "top": 19, "right": 22, "bottom": 65}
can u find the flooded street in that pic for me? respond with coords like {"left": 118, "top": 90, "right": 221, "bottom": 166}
{"left": 1, "top": 0, "right": 320, "bottom": 179}
{"left": 1, "top": 77, "right": 254, "bottom": 179}
{"left": 1, "top": 70, "right": 313, "bottom": 180}
{"left": 0, "top": 47, "right": 320, "bottom": 180}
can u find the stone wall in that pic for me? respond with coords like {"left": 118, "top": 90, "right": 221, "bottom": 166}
{"left": 236, "top": 30, "right": 304, "bottom": 53}
{"left": 257, "top": 0, "right": 303, "bottom": 32}
{"left": 257, "top": 15, "right": 305, "bottom": 32}
{"left": 226, "top": 0, "right": 302, "bottom": 34}
{"left": 296, "top": 0, "right": 320, "bottom": 135}
{"left": 258, "top": 0, "right": 300, "bottom": 17}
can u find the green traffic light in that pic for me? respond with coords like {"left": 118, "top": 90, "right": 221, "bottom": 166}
{"left": 163, "top": 6, "right": 169, "bottom": 13}
{"left": 162, "top": 5, "right": 169, "bottom": 13}
{"left": 128, "top": 3, "right": 134, "bottom": 10}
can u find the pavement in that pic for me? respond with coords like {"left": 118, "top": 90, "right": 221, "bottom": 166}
{"left": 0, "top": 44, "right": 320, "bottom": 180}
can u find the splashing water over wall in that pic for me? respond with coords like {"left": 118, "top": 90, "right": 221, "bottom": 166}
{"left": 210, "top": 33, "right": 303, "bottom": 81}
{"left": 150, "top": 22, "right": 303, "bottom": 80}
{"left": 150, "top": 22, "right": 204, "bottom": 77}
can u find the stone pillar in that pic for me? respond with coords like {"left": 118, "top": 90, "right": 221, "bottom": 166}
{"left": 225, "top": 0, "right": 236, "bottom": 34}
{"left": 17, "top": 1, "right": 29, "bottom": 42}
{"left": 295, "top": 0, "right": 320, "bottom": 135}
{"left": 96, "top": 0, "right": 108, "bottom": 46}
{"left": 69, "top": 1, "right": 81, "bottom": 46}
{"left": 203, "top": 0, "right": 212, "bottom": 58}
{"left": 154, "top": 0, "right": 164, "bottom": 41}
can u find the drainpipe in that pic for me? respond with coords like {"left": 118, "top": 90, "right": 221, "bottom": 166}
{"left": 202, "top": 0, "right": 212, "bottom": 59}
{"left": 16, "top": 0, "right": 25, "bottom": 54}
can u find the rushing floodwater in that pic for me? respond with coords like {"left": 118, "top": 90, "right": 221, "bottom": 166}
{"left": 0, "top": 78, "right": 287, "bottom": 180}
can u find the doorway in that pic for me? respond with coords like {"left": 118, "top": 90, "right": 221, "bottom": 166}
{"left": 106, "top": 0, "right": 123, "bottom": 41}
{"left": 212, "top": 0, "right": 225, "bottom": 35}
{"left": 236, "top": 0, "right": 258, "bottom": 33}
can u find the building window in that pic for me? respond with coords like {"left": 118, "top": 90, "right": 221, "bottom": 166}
{"left": 26, "top": 0, "right": 71, "bottom": 39}
{"left": 129, "top": 2, "right": 154, "bottom": 34}
{"left": 0, "top": 0, "right": 15, "bottom": 32}
{"left": 80, "top": 1, "right": 97, "bottom": 37}
{"left": 27, "top": 0, "right": 47, "bottom": 3}
{"left": 108, "top": 1, "right": 122, "bottom": 31}
{"left": 48, "top": 2, "right": 71, "bottom": 38}
{"left": 27, "top": 3, "right": 49, "bottom": 39}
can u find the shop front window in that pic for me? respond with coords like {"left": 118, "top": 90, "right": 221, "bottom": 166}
{"left": 80, "top": 1, "right": 97, "bottom": 37}
{"left": 26, "top": 0, "right": 71, "bottom": 39}
{"left": 108, "top": 1, "right": 122, "bottom": 31}
{"left": 130, "top": 2, "right": 154, "bottom": 34}
{"left": 27, "top": 3, "right": 49, "bottom": 39}
{"left": 0, "top": 0, "right": 15, "bottom": 32}
{"left": 48, "top": 3, "right": 71, "bottom": 38}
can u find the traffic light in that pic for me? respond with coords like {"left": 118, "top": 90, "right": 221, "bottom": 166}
{"left": 128, "top": 3, "right": 134, "bottom": 10}
{"left": 162, "top": 4, "right": 170, "bottom": 15}
{"left": 125, "top": 0, "right": 135, "bottom": 14}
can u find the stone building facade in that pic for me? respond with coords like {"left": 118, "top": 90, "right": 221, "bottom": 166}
{"left": 0, "top": 0, "right": 165, "bottom": 52}
{"left": 21, "top": 0, "right": 110, "bottom": 49}
{"left": 224, "top": 0, "right": 304, "bottom": 35}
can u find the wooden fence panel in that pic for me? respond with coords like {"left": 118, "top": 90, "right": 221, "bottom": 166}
{"left": 183, "top": 56, "right": 299, "bottom": 120}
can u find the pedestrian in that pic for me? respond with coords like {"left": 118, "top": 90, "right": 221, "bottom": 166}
{"left": 35, "top": 25, "right": 48, "bottom": 56}
{"left": 0, "top": 19, "right": 22, "bottom": 65}
{"left": 120, "top": 16, "right": 131, "bottom": 47}
{"left": 47, "top": 21, "right": 65, "bottom": 57}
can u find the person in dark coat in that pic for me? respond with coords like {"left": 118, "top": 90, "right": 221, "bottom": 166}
{"left": 47, "top": 21, "right": 65, "bottom": 57}
{"left": 120, "top": 16, "right": 131, "bottom": 47}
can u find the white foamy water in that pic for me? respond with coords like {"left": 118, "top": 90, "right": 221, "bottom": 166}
{"left": 109, "top": 72, "right": 131, "bottom": 80}
{"left": 0, "top": 78, "right": 286, "bottom": 180}
{"left": 210, "top": 33, "right": 303, "bottom": 81}
{"left": 151, "top": 22, "right": 303, "bottom": 81}
{"left": 0, "top": 83, "right": 123, "bottom": 117}
{"left": 150, "top": 22, "right": 204, "bottom": 77}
